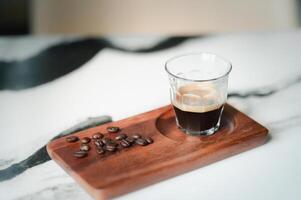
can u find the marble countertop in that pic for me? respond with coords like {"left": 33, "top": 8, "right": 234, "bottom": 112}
{"left": 0, "top": 30, "right": 301, "bottom": 200}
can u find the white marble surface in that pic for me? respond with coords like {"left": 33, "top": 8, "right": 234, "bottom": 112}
{"left": 0, "top": 30, "right": 301, "bottom": 200}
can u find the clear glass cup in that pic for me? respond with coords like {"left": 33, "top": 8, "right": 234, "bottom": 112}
{"left": 165, "top": 53, "right": 232, "bottom": 136}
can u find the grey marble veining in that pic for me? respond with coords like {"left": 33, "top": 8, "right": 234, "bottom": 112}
{"left": 0, "top": 116, "right": 112, "bottom": 182}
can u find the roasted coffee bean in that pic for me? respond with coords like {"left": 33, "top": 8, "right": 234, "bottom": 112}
{"left": 132, "top": 134, "right": 141, "bottom": 139}
{"left": 101, "top": 138, "right": 112, "bottom": 144}
{"left": 106, "top": 148, "right": 116, "bottom": 152}
{"left": 126, "top": 137, "right": 135, "bottom": 144}
{"left": 120, "top": 139, "right": 131, "bottom": 148}
{"left": 132, "top": 134, "right": 140, "bottom": 139}
{"left": 66, "top": 136, "right": 79, "bottom": 143}
{"left": 92, "top": 133, "right": 104, "bottom": 139}
{"left": 74, "top": 150, "right": 87, "bottom": 158}
{"left": 106, "top": 141, "right": 117, "bottom": 148}
{"left": 94, "top": 140, "right": 103, "bottom": 147}
{"left": 115, "top": 134, "right": 127, "bottom": 141}
{"left": 80, "top": 144, "right": 90, "bottom": 151}
{"left": 107, "top": 141, "right": 117, "bottom": 147}
{"left": 107, "top": 140, "right": 118, "bottom": 147}
{"left": 107, "top": 126, "right": 120, "bottom": 133}
{"left": 135, "top": 138, "right": 148, "bottom": 146}
{"left": 105, "top": 145, "right": 117, "bottom": 152}
{"left": 145, "top": 137, "right": 153, "bottom": 144}
{"left": 81, "top": 137, "right": 91, "bottom": 144}
{"left": 96, "top": 147, "right": 105, "bottom": 155}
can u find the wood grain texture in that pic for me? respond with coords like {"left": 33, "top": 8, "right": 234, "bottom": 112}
{"left": 47, "top": 104, "right": 268, "bottom": 199}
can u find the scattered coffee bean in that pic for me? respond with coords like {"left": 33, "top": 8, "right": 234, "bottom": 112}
{"left": 81, "top": 137, "right": 91, "bottom": 144}
{"left": 94, "top": 140, "right": 103, "bottom": 147}
{"left": 120, "top": 139, "right": 131, "bottom": 148}
{"left": 66, "top": 136, "right": 79, "bottom": 143}
{"left": 115, "top": 134, "right": 127, "bottom": 141}
{"left": 132, "top": 134, "right": 141, "bottom": 139}
{"left": 107, "top": 126, "right": 120, "bottom": 133}
{"left": 101, "top": 138, "right": 112, "bottom": 144}
{"left": 145, "top": 137, "right": 153, "bottom": 144}
{"left": 68, "top": 130, "right": 155, "bottom": 159}
{"left": 92, "top": 133, "right": 104, "bottom": 139}
{"left": 96, "top": 147, "right": 105, "bottom": 155}
{"left": 74, "top": 150, "right": 87, "bottom": 158}
{"left": 106, "top": 141, "right": 117, "bottom": 148}
{"left": 106, "top": 148, "right": 116, "bottom": 152}
{"left": 80, "top": 144, "right": 90, "bottom": 151}
{"left": 126, "top": 137, "right": 135, "bottom": 144}
{"left": 135, "top": 138, "right": 148, "bottom": 146}
{"left": 105, "top": 145, "right": 117, "bottom": 152}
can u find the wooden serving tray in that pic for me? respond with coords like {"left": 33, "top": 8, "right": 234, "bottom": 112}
{"left": 47, "top": 104, "right": 268, "bottom": 199}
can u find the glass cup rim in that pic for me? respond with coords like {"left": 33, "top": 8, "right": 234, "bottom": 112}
{"left": 165, "top": 52, "right": 232, "bottom": 82}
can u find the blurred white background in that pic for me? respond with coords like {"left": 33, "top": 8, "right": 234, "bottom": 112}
{"left": 32, "top": 0, "right": 299, "bottom": 35}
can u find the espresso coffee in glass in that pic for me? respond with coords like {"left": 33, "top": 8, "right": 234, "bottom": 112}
{"left": 165, "top": 53, "right": 232, "bottom": 136}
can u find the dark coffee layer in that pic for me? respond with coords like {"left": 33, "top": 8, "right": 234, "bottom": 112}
{"left": 173, "top": 105, "right": 223, "bottom": 133}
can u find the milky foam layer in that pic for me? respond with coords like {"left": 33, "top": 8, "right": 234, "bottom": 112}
{"left": 173, "top": 83, "right": 224, "bottom": 113}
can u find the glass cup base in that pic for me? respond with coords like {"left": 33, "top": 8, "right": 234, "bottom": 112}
{"left": 176, "top": 121, "right": 221, "bottom": 136}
